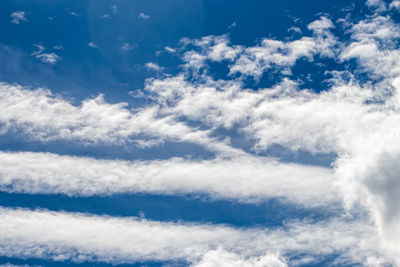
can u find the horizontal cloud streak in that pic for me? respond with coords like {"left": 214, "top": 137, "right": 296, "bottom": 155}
{"left": 0, "top": 207, "right": 384, "bottom": 265}
{"left": 0, "top": 151, "right": 337, "bottom": 206}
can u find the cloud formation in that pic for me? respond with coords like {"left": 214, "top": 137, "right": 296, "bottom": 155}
{"left": 0, "top": 207, "right": 385, "bottom": 265}
{"left": 10, "top": 11, "right": 27, "bottom": 24}
{"left": 31, "top": 45, "right": 60, "bottom": 64}
{"left": 0, "top": 151, "right": 337, "bottom": 206}
{"left": 138, "top": 13, "right": 150, "bottom": 19}
{"left": 4, "top": 1, "right": 400, "bottom": 265}
{"left": 0, "top": 82, "right": 240, "bottom": 156}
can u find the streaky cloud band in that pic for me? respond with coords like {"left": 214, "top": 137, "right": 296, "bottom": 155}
{"left": 0, "top": 207, "right": 382, "bottom": 266}
{"left": 0, "top": 151, "right": 337, "bottom": 207}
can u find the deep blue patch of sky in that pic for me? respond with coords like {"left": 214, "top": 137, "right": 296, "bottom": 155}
{"left": 0, "top": 0, "right": 371, "bottom": 102}
{"left": 0, "top": 192, "right": 340, "bottom": 228}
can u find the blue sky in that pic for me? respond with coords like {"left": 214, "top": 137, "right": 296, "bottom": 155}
{"left": 2, "top": 0, "right": 400, "bottom": 266}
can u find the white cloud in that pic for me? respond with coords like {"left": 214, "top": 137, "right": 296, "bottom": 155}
{"left": 138, "top": 13, "right": 150, "bottom": 19}
{"left": 145, "top": 62, "right": 162, "bottom": 71}
{"left": 143, "top": 75, "right": 348, "bottom": 154}
{"left": 0, "top": 82, "right": 242, "bottom": 156}
{"left": 53, "top": 45, "right": 64, "bottom": 50}
{"left": 307, "top": 16, "right": 334, "bottom": 33}
{"left": 366, "top": 0, "right": 387, "bottom": 12}
{"left": 111, "top": 5, "right": 117, "bottom": 14}
{"left": 0, "top": 151, "right": 337, "bottom": 206}
{"left": 390, "top": 0, "right": 400, "bottom": 10}
{"left": 35, "top": 53, "right": 60, "bottom": 64}
{"left": 339, "top": 15, "right": 400, "bottom": 80}
{"left": 4, "top": 4, "right": 400, "bottom": 264}
{"left": 88, "top": 42, "right": 98, "bottom": 48}
{"left": 120, "top": 42, "right": 134, "bottom": 52}
{"left": 31, "top": 45, "right": 60, "bottom": 64}
{"left": 350, "top": 16, "right": 400, "bottom": 43}
{"left": 68, "top": 11, "right": 79, "bottom": 17}
{"left": 142, "top": 24, "right": 400, "bottom": 263}
{"left": 288, "top": 26, "right": 302, "bottom": 34}
{"left": 165, "top": 46, "right": 176, "bottom": 53}
{"left": 0, "top": 207, "right": 386, "bottom": 265}
{"left": 227, "top": 37, "right": 316, "bottom": 79}
{"left": 191, "top": 35, "right": 242, "bottom": 62}
{"left": 193, "top": 249, "right": 288, "bottom": 267}
{"left": 180, "top": 21, "right": 338, "bottom": 80}
{"left": 9, "top": 24, "right": 400, "bottom": 263}
{"left": 10, "top": 11, "right": 27, "bottom": 24}
{"left": 141, "top": 59, "right": 400, "bottom": 261}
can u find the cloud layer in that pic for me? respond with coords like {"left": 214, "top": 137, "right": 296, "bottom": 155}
{"left": 3, "top": 0, "right": 400, "bottom": 266}
{"left": 0, "top": 151, "right": 337, "bottom": 206}
{"left": 0, "top": 207, "right": 384, "bottom": 265}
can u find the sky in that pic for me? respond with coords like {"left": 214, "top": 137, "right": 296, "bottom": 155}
{"left": 2, "top": 0, "right": 400, "bottom": 266}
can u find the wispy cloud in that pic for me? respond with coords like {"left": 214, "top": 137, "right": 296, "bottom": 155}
{"left": 164, "top": 46, "right": 176, "bottom": 53}
{"left": 53, "top": 45, "right": 64, "bottom": 50}
{"left": 31, "top": 44, "right": 60, "bottom": 64}
{"left": 288, "top": 26, "right": 302, "bottom": 34}
{"left": 10, "top": 11, "right": 27, "bottom": 24}
{"left": 138, "top": 12, "right": 150, "bottom": 19}
{"left": 68, "top": 11, "right": 80, "bottom": 17}
{"left": 145, "top": 62, "right": 162, "bottom": 71}
{"left": 120, "top": 42, "right": 134, "bottom": 52}
{"left": 88, "top": 41, "right": 98, "bottom": 48}
{"left": 111, "top": 5, "right": 117, "bottom": 14}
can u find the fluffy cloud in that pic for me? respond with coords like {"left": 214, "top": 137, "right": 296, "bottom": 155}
{"left": 229, "top": 37, "right": 316, "bottom": 79}
{"left": 366, "top": 0, "right": 387, "bottom": 12}
{"left": 0, "top": 82, "right": 240, "bottom": 156}
{"left": 390, "top": 0, "right": 400, "bottom": 10}
{"left": 179, "top": 18, "right": 338, "bottom": 80}
{"left": 307, "top": 16, "right": 334, "bottom": 33}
